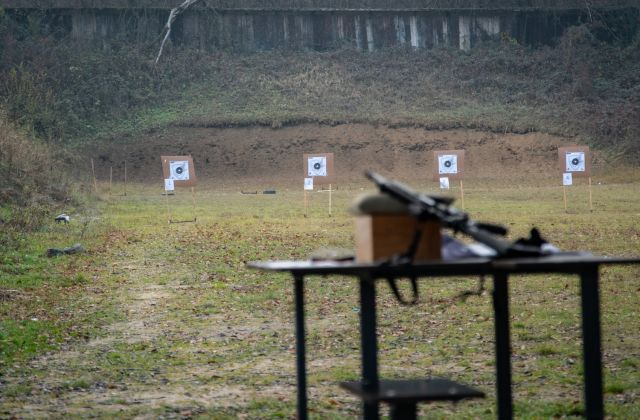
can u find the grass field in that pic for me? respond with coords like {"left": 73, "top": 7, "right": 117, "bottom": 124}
{"left": 1, "top": 176, "right": 639, "bottom": 418}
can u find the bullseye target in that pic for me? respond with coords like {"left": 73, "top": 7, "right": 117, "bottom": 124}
{"left": 161, "top": 155, "right": 197, "bottom": 187}
{"left": 170, "top": 160, "right": 190, "bottom": 180}
{"left": 303, "top": 153, "right": 334, "bottom": 183}
{"left": 558, "top": 146, "right": 590, "bottom": 177}
{"left": 307, "top": 156, "right": 327, "bottom": 177}
{"left": 438, "top": 155, "right": 458, "bottom": 174}
{"left": 565, "top": 152, "right": 585, "bottom": 172}
{"left": 433, "top": 150, "right": 465, "bottom": 181}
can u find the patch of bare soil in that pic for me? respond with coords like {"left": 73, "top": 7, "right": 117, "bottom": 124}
{"left": 89, "top": 124, "right": 584, "bottom": 186}
{"left": 0, "top": 240, "right": 302, "bottom": 418}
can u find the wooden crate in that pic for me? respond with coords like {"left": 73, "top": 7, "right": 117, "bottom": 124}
{"left": 355, "top": 214, "right": 441, "bottom": 263}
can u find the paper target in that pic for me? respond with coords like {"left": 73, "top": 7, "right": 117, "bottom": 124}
{"left": 558, "top": 147, "right": 590, "bottom": 178}
{"left": 307, "top": 157, "right": 327, "bottom": 177}
{"left": 565, "top": 152, "right": 585, "bottom": 172}
{"left": 438, "top": 155, "right": 458, "bottom": 174}
{"left": 303, "top": 153, "right": 334, "bottom": 184}
{"left": 161, "top": 155, "right": 196, "bottom": 187}
{"left": 563, "top": 173, "right": 573, "bottom": 186}
{"left": 433, "top": 150, "right": 464, "bottom": 181}
{"left": 169, "top": 160, "right": 190, "bottom": 180}
{"left": 304, "top": 178, "right": 314, "bottom": 191}
{"left": 164, "top": 178, "right": 175, "bottom": 191}
{"left": 439, "top": 177, "right": 450, "bottom": 189}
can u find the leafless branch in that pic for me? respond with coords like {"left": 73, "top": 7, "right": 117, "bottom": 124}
{"left": 155, "top": 0, "right": 203, "bottom": 64}
{"left": 584, "top": 0, "right": 594, "bottom": 22}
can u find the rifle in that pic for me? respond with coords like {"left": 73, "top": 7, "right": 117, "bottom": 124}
{"left": 366, "top": 171, "right": 550, "bottom": 260}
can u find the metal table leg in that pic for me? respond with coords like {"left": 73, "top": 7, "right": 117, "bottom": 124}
{"left": 580, "top": 267, "right": 604, "bottom": 420}
{"left": 493, "top": 272, "right": 513, "bottom": 420}
{"left": 293, "top": 274, "right": 308, "bottom": 420}
{"left": 360, "top": 275, "right": 380, "bottom": 420}
{"left": 390, "top": 402, "right": 417, "bottom": 420}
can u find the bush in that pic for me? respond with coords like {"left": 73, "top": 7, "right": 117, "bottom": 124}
{"left": 0, "top": 111, "right": 72, "bottom": 249}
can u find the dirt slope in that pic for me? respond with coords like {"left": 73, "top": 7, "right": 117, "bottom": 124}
{"left": 89, "top": 124, "right": 588, "bottom": 187}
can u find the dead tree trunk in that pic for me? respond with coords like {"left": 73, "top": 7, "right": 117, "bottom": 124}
{"left": 155, "top": 0, "right": 203, "bottom": 64}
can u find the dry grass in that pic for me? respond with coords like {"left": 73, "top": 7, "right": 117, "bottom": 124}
{"left": 0, "top": 111, "right": 71, "bottom": 206}
{"left": 1, "top": 178, "right": 639, "bottom": 418}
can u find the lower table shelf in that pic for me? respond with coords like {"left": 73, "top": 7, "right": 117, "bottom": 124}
{"left": 341, "top": 377, "right": 485, "bottom": 404}
{"left": 341, "top": 378, "right": 485, "bottom": 419}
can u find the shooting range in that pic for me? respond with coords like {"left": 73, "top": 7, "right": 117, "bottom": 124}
{"left": 558, "top": 146, "right": 592, "bottom": 212}
{"left": 433, "top": 150, "right": 466, "bottom": 209}
{"left": 5, "top": 2, "right": 640, "bottom": 418}
{"left": 161, "top": 155, "right": 197, "bottom": 223}
{"left": 303, "top": 153, "right": 335, "bottom": 216}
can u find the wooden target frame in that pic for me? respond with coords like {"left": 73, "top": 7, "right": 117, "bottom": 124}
{"left": 433, "top": 150, "right": 466, "bottom": 209}
{"left": 303, "top": 153, "right": 335, "bottom": 217}
{"left": 557, "top": 146, "right": 593, "bottom": 212}
{"left": 161, "top": 155, "right": 197, "bottom": 188}
{"left": 558, "top": 146, "right": 591, "bottom": 177}
{"left": 303, "top": 153, "right": 335, "bottom": 185}
{"left": 433, "top": 150, "right": 465, "bottom": 181}
{"left": 160, "top": 155, "right": 197, "bottom": 223}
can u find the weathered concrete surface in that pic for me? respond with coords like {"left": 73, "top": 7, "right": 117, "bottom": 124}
{"left": 2, "top": 0, "right": 639, "bottom": 11}
{"left": 2, "top": 1, "right": 638, "bottom": 51}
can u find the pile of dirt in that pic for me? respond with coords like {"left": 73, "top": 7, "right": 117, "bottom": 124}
{"left": 87, "top": 124, "right": 590, "bottom": 187}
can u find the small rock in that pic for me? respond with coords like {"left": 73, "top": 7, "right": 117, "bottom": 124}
{"left": 46, "top": 243, "right": 85, "bottom": 257}
{"left": 63, "top": 243, "right": 85, "bottom": 254}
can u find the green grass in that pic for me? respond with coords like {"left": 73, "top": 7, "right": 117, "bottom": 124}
{"left": 0, "top": 178, "right": 639, "bottom": 418}
{"left": 0, "top": 320, "right": 60, "bottom": 364}
{"left": 0, "top": 206, "right": 121, "bottom": 369}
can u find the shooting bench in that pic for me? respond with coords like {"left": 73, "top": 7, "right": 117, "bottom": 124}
{"left": 248, "top": 255, "right": 640, "bottom": 420}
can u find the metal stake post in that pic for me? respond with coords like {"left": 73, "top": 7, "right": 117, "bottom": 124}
{"left": 588, "top": 177, "right": 593, "bottom": 212}
{"left": 91, "top": 158, "right": 98, "bottom": 193}
{"left": 329, "top": 184, "right": 333, "bottom": 217}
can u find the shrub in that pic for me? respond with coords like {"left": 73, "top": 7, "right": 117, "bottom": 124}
{"left": 0, "top": 111, "right": 72, "bottom": 249}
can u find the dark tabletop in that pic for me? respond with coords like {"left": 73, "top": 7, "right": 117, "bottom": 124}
{"left": 248, "top": 253, "right": 640, "bottom": 278}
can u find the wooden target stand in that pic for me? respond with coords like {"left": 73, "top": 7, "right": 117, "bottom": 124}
{"left": 109, "top": 161, "right": 128, "bottom": 197}
{"left": 91, "top": 158, "right": 128, "bottom": 197}
{"left": 303, "top": 178, "right": 313, "bottom": 217}
{"left": 161, "top": 155, "right": 197, "bottom": 224}
{"left": 303, "top": 153, "right": 335, "bottom": 217}
{"left": 433, "top": 150, "right": 465, "bottom": 209}
{"left": 558, "top": 146, "right": 593, "bottom": 213}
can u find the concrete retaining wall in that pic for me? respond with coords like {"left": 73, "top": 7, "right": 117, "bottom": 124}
{"left": 2, "top": 1, "right": 637, "bottom": 11}
{"left": 2, "top": 1, "right": 638, "bottom": 51}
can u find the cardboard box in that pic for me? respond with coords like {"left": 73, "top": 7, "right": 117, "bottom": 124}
{"left": 355, "top": 214, "right": 441, "bottom": 263}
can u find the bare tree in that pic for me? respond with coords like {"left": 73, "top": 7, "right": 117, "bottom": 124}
{"left": 155, "top": 0, "right": 203, "bottom": 64}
